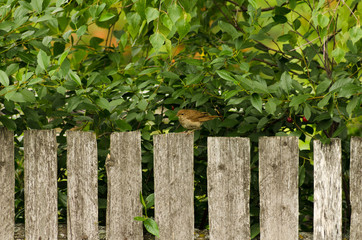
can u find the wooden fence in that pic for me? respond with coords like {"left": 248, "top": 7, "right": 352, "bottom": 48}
{"left": 0, "top": 128, "right": 361, "bottom": 240}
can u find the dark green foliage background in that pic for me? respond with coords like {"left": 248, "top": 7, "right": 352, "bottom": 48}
{"left": 0, "top": 0, "right": 361, "bottom": 236}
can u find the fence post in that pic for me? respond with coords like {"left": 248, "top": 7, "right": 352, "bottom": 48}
{"left": 0, "top": 128, "right": 14, "bottom": 240}
{"left": 154, "top": 133, "right": 194, "bottom": 240}
{"left": 207, "top": 137, "right": 250, "bottom": 239}
{"left": 259, "top": 136, "right": 299, "bottom": 240}
{"left": 67, "top": 131, "right": 98, "bottom": 240}
{"left": 106, "top": 131, "right": 143, "bottom": 240}
{"left": 24, "top": 130, "right": 58, "bottom": 239}
{"left": 314, "top": 139, "right": 342, "bottom": 240}
{"left": 350, "top": 136, "right": 362, "bottom": 240}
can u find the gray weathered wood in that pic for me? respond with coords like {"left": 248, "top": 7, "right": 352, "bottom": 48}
{"left": 154, "top": 133, "right": 194, "bottom": 240}
{"left": 24, "top": 130, "right": 58, "bottom": 239}
{"left": 106, "top": 131, "right": 143, "bottom": 240}
{"left": 313, "top": 139, "right": 342, "bottom": 240}
{"left": 207, "top": 137, "right": 250, "bottom": 240}
{"left": 0, "top": 128, "right": 14, "bottom": 240}
{"left": 259, "top": 136, "right": 299, "bottom": 240}
{"left": 350, "top": 136, "right": 362, "bottom": 240}
{"left": 67, "top": 131, "right": 98, "bottom": 240}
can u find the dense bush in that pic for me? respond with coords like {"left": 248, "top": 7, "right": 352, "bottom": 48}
{"left": 0, "top": 0, "right": 360, "bottom": 236}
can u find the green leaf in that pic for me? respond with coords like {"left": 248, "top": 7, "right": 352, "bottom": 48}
{"left": 303, "top": 103, "right": 312, "bottom": 120}
{"left": 275, "top": 6, "right": 291, "bottom": 15}
{"left": 331, "top": 47, "right": 345, "bottom": 63}
{"left": 250, "top": 223, "right": 260, "bottom": 239}
{"left": 280, "top": 72, "right": 292, "bottom": 94}
{"left": 293, "top": 19, "right": 301, "bottom": 30}
{"left": 0, "top": 116, "right": 17, "bottom": 130}
{"left": 150, "top": 32, "right": 165, "bottom": 51}
{"left": 31, "top": 0, "right": 43, "bottom": 13}
{"left": 273, "top": 15, "right": 287, "bottom": 24}
{"left": 69, "top": 71, "right": 82, "bottom": 86}
{"left": 216, "top": 70, "right": 235, "bottom": 82}
{"left": 115, "top": 119, "right": 132, "bottom": 131}
{"left": 265, "top": 99, "right": 277, "bottom": 115}
{"left": 134, "top": 216, "right": 146, "bottom": 221}
{"left": 257, "top": 116, "right": 268, "bottom": 129}
{"left": 161, "top": 14, "right": 173, "bottom": 30}
{"left": 317, "top": 94, "right": 331, "bottom": 108}
{"left": 59, "top": 49, "right": 70, "bottom": 66}
{"left": 76, "top": 25, "right": 87, "bottom": 37}
{"left": 161, "top": 71, "right": 179, "bottom": 79}
{"left": 144, "top": 218, "right": 159, "bottom": 237}
{"left": 20, "top": 89, "right": 36, "bottom": 102}
{"left": 316, "top": 79, "right": 331, "bottom": 95}
{"left": 168, "top": 4, "right": 182, "bottom": 23}
{"left": 349, "top": 26, "right": 362, "bottom": 43}
{"left": 99, "top": 12, "right": 116, "bottom": 22}
{"left": 317, "top": 14, "right": 329, "bottom": 28}
{"left": 346, "top": 96, "right": 359, "bottom": 117}
{"left": 332, "top": 124, "right": 346, "bottom": 138}
{"left": 139, "top": 191, "right": 146, "bottom": 208}
{"left": 218, "top": 21, "right": 242, "bottom": 40}
{"left": 7, "top": 92, "right": 26, "bottom": 102}
{"left": 289, "top": 94, "right": 310, "bottom": 107}
{"left": 251, "top": 93, "right": 263, "bottom": 113}
{"left": 277, "top": 34, "right": 292, "bottom": 42}
{"left": 0, "top": 70, "right": 9, "bottom": 86}
{"left": 96, "top": 97, "right": 110, "bottom": 111}
{"left": 145, "top": 194, "right": 155, "bottom": 209}
{"left": 248, "top": 0, "right": 257, "bottom": 8}
{"left": 145, "top": 7, "right": 159, "bottom": 24}
{"left": 329, "top": 78, "right": 353, "bottom": 93}
{"left": 138, "top": 99, "right": 148, "bottom": 111}
{"left": 37, "top": 50, "right": 50, "bottom": 71}
{"left": 176, "top": 18, "right": 190, "bottom": 40}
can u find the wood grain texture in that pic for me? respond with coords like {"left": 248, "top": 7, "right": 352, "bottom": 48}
{"left": 154, "top": 133, "right": 194, "bottom": 240}
{"left": 313, "top": 139, "right": 342, "bottom": 240}
{"left": 207, "top": 137, "right": 250, "bottom": 240}
{"left": 259, "top": 137, "right": 299, "bottom": 240}
{"left": 350, "top": 136, "right": 362, "bottom": 240}
{"left": 106, "top": 131, "right": 143, "bottom": 240}
{"left": 0, "top": 128, "right": 14, "bottom": 240}
{"left": 67, "top": 131, "right": 98, "bottom": 240}
{"left": 24, "top": 130, "right": 58, "bottom": 239}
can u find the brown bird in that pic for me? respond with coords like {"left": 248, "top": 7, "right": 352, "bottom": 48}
{"left": 176, "top": 109, "right": 220, "bottom": 130}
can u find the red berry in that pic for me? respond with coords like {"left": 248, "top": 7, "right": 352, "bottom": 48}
{"left": 287, "top": 117, "right": 292, "bottom": 123}
{"left": 303, "top": 116, "right": 308, "bottom": 122}
{"left": 171, "top": 106, "right": 175, "bottom": 110}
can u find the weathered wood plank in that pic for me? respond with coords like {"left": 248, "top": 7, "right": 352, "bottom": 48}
{"left": 106, "top": 131, "right": 143, "bottom": 240}
{"left": 207, "top": 137, "right": 250, "bottom": 240}
{"left": 0, "top": 128, "right": 14, "bottom": 240}
{"left": 24, "top": 130, "right": 58, "bottom": 239}
{"left": 67, "top": 131, "right": 98, "bottom": 240}
{"left": 259, "top": 136, "right": 299, "bottom": 240}
{"left": 313, "top": 139, "right": 342, "bottom": 240}
{"left": 154, "top": 133, "right": 194, "bottom": 240}
{"left": 350, "top": 136, "right": 362, "bottom": 240}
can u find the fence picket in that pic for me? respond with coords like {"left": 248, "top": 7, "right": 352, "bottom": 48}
{"left": 2, "top": 130, "right": 359, "bottom": 239}
{"left": 259, "top": 136, "right": 299, "bottom": 240}
{"left": 350, "top": 136, "right": 362, "bottom": 240}
{"left": 24, "top": 130, "right": 58, "bottom": 239}
{"left": 314, "top": 139, "right": 342, "bottom": 240}
{"left": 207, "top": 137, "right": 250, "bottom": 239}
{"left": 0, "top": 128, "right": 14, "bottom": 240}
{"left": 106, "top": 131, "right": 143, "bottom": 240}
{"left": 67, "top": 131, "right": 98, "bottom": 240}
{"left": 154, "top": 133, "right": 194, "bottom": 240}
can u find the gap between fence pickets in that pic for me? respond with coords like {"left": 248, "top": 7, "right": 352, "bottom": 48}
{"left": 0, "top": 129, "right": 361, "bottom": 240}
